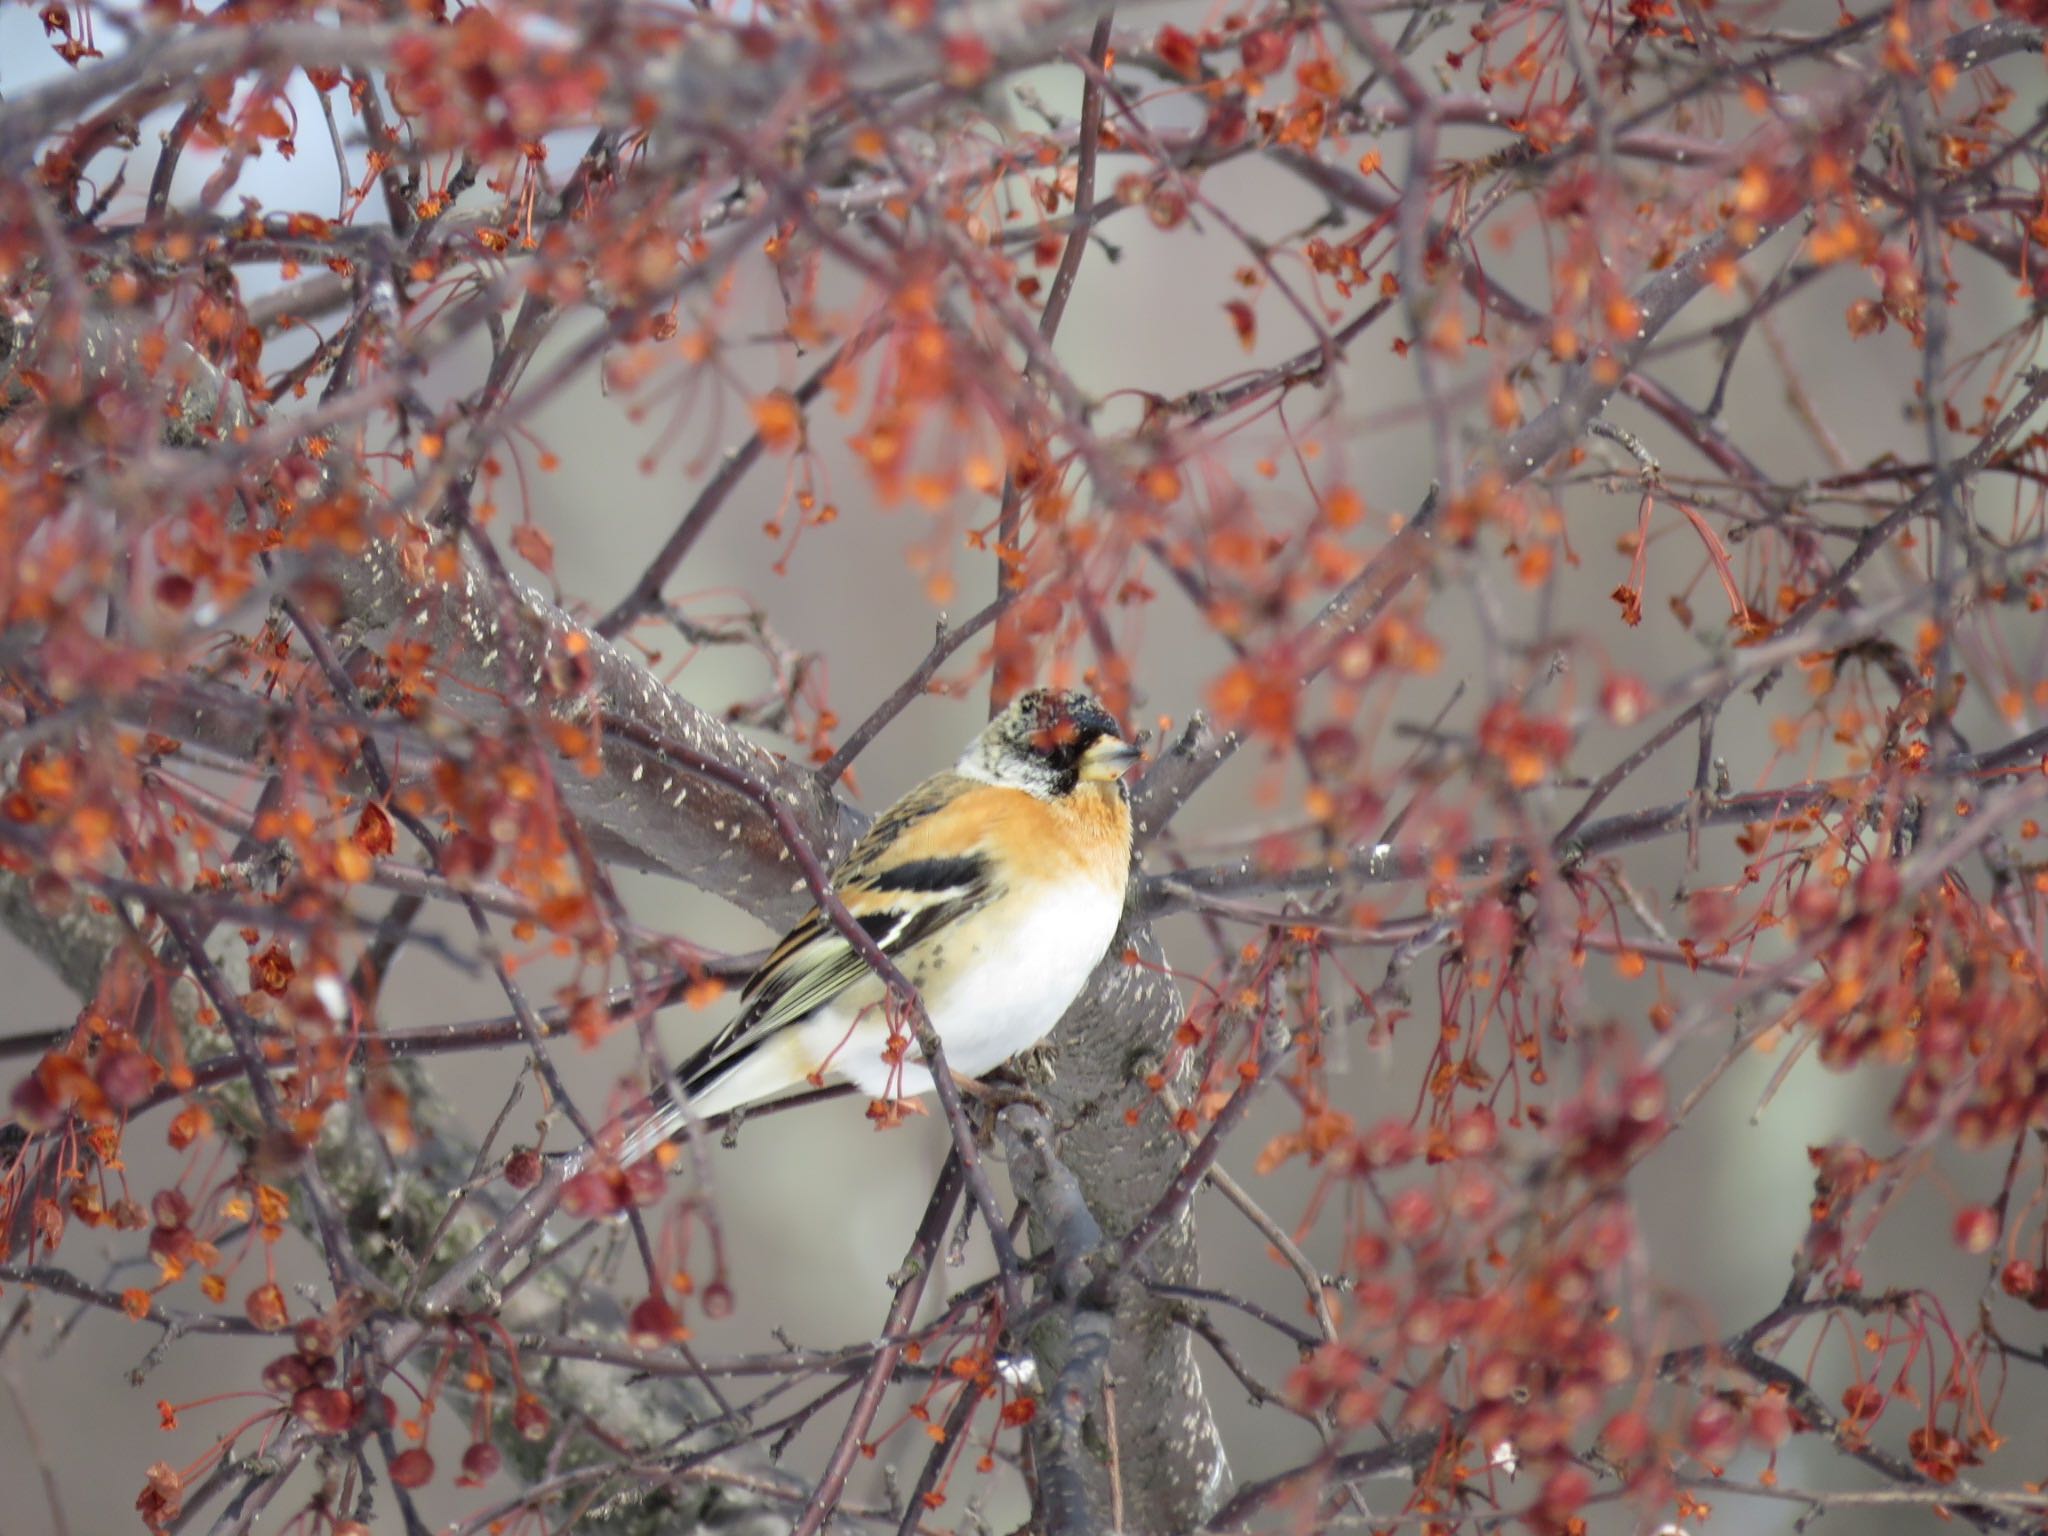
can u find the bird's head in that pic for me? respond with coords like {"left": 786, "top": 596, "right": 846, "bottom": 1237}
{"left": 959, "top": 689, "right": 1141, "bottom": 798}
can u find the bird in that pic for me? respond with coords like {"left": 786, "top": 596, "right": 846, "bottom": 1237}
{"left": 622, "top": 688, "right": 1141, "bottom": 1155}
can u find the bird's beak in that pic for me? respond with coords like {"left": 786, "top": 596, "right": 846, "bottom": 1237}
{"left": 1079, "top": 735, "right": 1143, "bottom": 782}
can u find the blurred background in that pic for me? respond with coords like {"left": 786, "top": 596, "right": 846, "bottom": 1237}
{"left": 3, "top": 0, "right": 2043, "bottom": 1530}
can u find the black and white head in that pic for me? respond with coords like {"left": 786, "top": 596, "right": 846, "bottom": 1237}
{"left": 957, "top": 689, "right": 1141, "bottom": 799}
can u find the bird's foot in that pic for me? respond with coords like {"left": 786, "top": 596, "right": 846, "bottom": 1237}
{"left": 949, "top": 1070, "right": 1050, "bottom": 1118}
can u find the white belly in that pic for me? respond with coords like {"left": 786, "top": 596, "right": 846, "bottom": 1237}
{"left": 803, "top": 875, "right": 1126, "bottom": 1101}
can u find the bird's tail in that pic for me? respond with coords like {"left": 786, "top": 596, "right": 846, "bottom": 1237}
{"left": 609, "top": 1033, "right": 775, "bottom": 1167}
{"left": 611, "top": 1081, "right": 689, "bottom": 1170}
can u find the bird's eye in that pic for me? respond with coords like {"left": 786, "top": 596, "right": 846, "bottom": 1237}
{"left": 1029, "top": 719, "right": 1081, "bottom": 754}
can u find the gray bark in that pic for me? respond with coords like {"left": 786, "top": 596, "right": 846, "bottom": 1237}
{"left": 1025, "top": 920, "right": 1234, "bottom": 1531}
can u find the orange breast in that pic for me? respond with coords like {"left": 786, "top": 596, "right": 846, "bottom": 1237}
{"left": 1004, "top": 782, "right": 1132, "bottom": 887}
{"left": 871, "top": 779, "right": 1133, "bottom": 890}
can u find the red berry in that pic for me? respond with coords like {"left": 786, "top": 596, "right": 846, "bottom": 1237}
{"left": 262, "top": 1355, "right": 315, "bottom": 1394}
{"left": 1622, "top": 1068, "right": 1666, "bottom": 1123}
{"left": 1687, "top": 1398, "right": 1740, "bottom": 1459}
{"left": 1539, "top": 1465, "right": 1592, "bottom": 1517}
{"left": 620, "top": 1158, "right": 665, "bottom": 1206}
{"left": 387, "top": 1448, "right": 434, "bottom": 1489}
{"left": 1747, "top": 1395, "right": 1793, "bottom": 1448}
{"left": 150, "top": 1190, "right": 192, "bottom": 1229}
{"left": 1449, "top": 1106, "right": 1498, "bottom": 1156}
{"left": 1600, "top": 1409, "right": 1652, "bottom": 1462}
{"left": 1953, "top": 1205, "right": 1999, "bottom": 1254}
{"left": 457, "top": 1442, "right": 501, "bottom": 1485}
{"left": 628, "top": 1295, "right": 685, "bottom": 1349}
{"left": 1471, "top": 1351, "right": 1519, "bottom": 1400}
{"left": 1239, "top": 25, "right": 1292, "bottom": 76}
{"left": 1361, "top": 1120, "right": 1416, "bottom": 1168}
{"left": 560, "top": 1169, "right": 623, "bottom": 1218}
{"left": 95, "top": 1048, "right": 159, "bottom": 1109}
{"left": 8, "top": 1070, "right": 61, "bottom": 1131}
{"left": 1388, "top": 1187, "right": 1438, "bottom": 1243}
{"left": 504, "top": 1146, "right": 542, "bottom": 1189}
{"left": 1601, "top": 672, "right": 1651, "bottom": 725}
{"left": 512, "top": 1393, "right": 550, "bottom": 1441}
{"left": 1788, "top": 882, "right": 1837, "bottom": 937}
{"left": 244, "top": 1283, "right": 289, "bottom": 1332}
{"left": 290, "top": 1387, "right": 355, "bottom": 1435}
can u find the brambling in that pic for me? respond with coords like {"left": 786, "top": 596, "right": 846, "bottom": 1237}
{"left": 626, "top": 689, "right": 1140, "bottom": 1151}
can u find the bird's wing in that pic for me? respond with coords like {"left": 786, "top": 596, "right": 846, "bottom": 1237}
{"left": 674, "top": 775, "right": 1000, "bottom": 1095}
